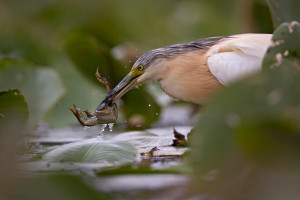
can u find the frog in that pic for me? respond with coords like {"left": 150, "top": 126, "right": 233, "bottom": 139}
{"left": 69, "top": 69, "right": 118, "bottom": 126}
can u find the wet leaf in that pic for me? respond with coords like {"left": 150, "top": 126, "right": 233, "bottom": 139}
{"left": 38, "top": 138, "right": 139, "bottom": 165}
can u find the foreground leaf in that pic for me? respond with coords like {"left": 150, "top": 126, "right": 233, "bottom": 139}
{"left": 190, "top": 22, "right": 300, "bottom": 199}
{"left": 0, "top": 89, "right": 28, "bottom": 198}
{"left": 12, "top": 175, "right": 109, "bottom": 200}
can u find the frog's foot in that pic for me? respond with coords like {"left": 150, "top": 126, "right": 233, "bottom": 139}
{"left": 96, "top": 67, "right": 111, "bottom": 93}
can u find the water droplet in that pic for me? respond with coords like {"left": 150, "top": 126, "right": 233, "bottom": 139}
{"left": 129, "top": 60, "right": 132, "bottom": 63}
{"left": 108, "top": 123, "right": 114, "bottom": 132}
{"left": 148, "top": 104, "right": 151, "bottom": 107}
{"left": 155, "top": 113, "right": 159, "bottom": 116}
{"left": 97, "top": 124, "right": 108, "bottom": 139}
{"left": 100, "top": 124, "right": 107, "bottom": 133}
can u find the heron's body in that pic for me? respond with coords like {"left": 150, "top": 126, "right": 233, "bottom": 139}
{"left": 153, "top": 50, "right": 223, "bottom": 104}
{"left": 97, "top": 34, "right": 273, "bottom": 110}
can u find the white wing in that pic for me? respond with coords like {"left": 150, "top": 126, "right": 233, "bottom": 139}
{"left": 207, "top": 34, "right": 272, "bottom": 86}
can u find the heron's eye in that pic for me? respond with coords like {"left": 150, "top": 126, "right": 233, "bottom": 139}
{"left": 138, "top": 65, "right": 144, "bottom": 71}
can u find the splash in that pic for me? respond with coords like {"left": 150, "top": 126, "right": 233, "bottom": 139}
{"left": 100, "top": 124, "right": 107, "bottom": 133}
{"left": 97, "top": 124, "right": 107, "bottom": 139}
{"left": 108, "top": 123, "right": 114, "bottom": 132}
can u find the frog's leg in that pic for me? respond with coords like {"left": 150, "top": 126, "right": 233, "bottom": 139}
{"left": 84, "top": 110, "right": 95, "bottom": 118}
{"left": 69, "top": 104, "right": 98, "bottom": 126}
{"left": 95, "top": 67, "right": 111, "bottom": 93}
{"left": 79, "top": 119, "right": 99, "bottom": 126}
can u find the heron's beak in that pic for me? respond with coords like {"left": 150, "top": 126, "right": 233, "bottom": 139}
{"left": 96, "top": 72, "right": 140, "bottom": 111}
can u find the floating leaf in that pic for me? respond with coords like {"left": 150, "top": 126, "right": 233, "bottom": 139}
{"left": 38, "top": 138, "right": 139, "bottom": 165}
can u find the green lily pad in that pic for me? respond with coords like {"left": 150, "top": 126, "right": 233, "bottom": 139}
{"left": 38, "top": 138, "right": 139, "bottom": 165}
{"left": 0, "top": 58, "right": 65, "bottom": 128}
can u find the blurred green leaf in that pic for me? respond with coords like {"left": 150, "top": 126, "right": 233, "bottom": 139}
{"left": 37, "top": 138, "right": 139, "bottom": 164}
{"left": 267, "top": 0, "right": 300, "bottom": 28}
{"left": 64, "top": 33, "right": 112, "bottom": 85}
{"left": 12, "top": 175, "right": 109, "bottom": 200}
{"left": 0, "top": 58, "right": 65, "bottom": 128}
{"left": 190, "top": 22, "right": 300, "bottom": 199}
{"left": 0, "top": 32, "right": 53, "bottom": 65}
{"left": 0, "top": 89, "right": 28, "bottom": 123}
{"left": 0, "top": 89, "right": 28, "bottom": 198}
{"left": 263, "top": 21, "right": 300, "bottom": 69}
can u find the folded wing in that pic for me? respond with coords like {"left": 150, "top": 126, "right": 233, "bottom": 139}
{"left": 207, "top": 34, "right": 272, "bottom": 86}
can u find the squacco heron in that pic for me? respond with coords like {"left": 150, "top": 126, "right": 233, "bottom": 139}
{"left": 97, "top": 34, "right": 272, "bottom": 110}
